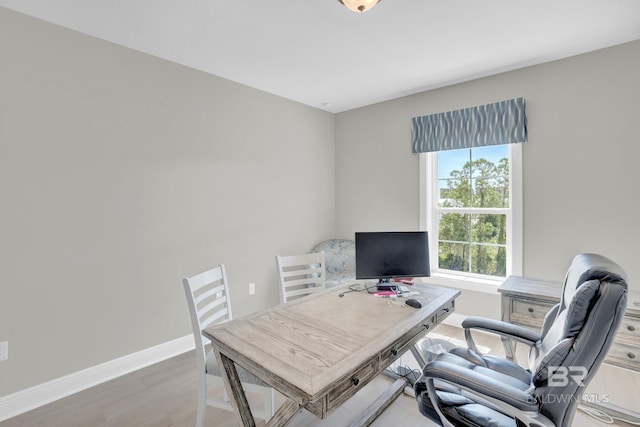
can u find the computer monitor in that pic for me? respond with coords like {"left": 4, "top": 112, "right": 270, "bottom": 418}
{"left": 355, "top": 231, "right": 430, "bottom": 290}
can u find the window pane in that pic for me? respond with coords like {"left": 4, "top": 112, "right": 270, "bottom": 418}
{"left": 430, "top": 144, "right": 514, "bottom": 279}
{"left": 438, "top": 178, "right": 471, "bottom": 207}
{"left": 437, "top": 149, "right": 470, "bottom": 180}
{"left": 470, "top": 145, "right": 508, "bottom": 177}
{"left": 470, "top": 245, "right": 506, "bottom": 276}
{"left": 471, "top": 176, "right": 509, "bottom": 208}
{"left": 471, "top": 214, "right": 507, "bottom": 245}
{"left": 439, "top": 213, "right": 469, "bottom": 242}
{"left": 467, "top": 146, "right": 509, "bottom": 208}
{"left": 478, "top": 174, "right": 509, "bottom": 208}
{"left": 439, "top": 241, "right": 470, "bottom": 273}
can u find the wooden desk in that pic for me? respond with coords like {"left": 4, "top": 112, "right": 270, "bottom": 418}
{"left": 499, "top": 276, "right": 640, "bottom": 371}
{"left": 202, "top": 283, "right": 459, "bottom": 427}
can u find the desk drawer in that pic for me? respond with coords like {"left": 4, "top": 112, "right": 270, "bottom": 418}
{"left": 327, "top": 360, "right": 377, "bottom": 410}
{"left": 510, "top": 298, "right": 554, "bottom": 329}
{"left": 436, "top": 300, "right": 455, "bottom": 323}
{"left": 605, "top": 341, "right": 640, "bottom": 371}
{"left": 379, "top": 319, "right": 434, "bottom": 369}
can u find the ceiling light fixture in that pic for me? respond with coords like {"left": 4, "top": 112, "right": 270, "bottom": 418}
{"left": 338, "top": 0, "right": 381, "bottom": 13}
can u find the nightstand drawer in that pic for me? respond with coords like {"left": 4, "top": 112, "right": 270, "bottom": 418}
{"left": 500, "top": 276, "right": 639, "bottom": 373}
{"left": 605, "top": 341, "right": 640, "bottom": 371}
{"left": 616, "top": 317, "right": 640, "bottom": 343}
{"left": 510, "top": 298, "right": 555, "bottom": 328}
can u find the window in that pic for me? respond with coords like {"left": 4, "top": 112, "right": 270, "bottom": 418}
{"left": 420, "top": 144, "right": 522, "bottom": 280}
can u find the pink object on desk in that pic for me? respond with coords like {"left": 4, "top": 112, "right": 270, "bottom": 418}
{"left": 372, "top": 291, "right": 401, "bottom": 297}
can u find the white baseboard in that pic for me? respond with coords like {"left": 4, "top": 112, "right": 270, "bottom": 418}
{"left": 0, "top": 335, "right": 195, "bottom": 422}
{"left": 0, "top": 313, "right": 483, "bottom": 422}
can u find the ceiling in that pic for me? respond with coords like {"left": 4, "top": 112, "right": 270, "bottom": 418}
{"left": 2, "top": 0, "right": 640, "bottom": 112}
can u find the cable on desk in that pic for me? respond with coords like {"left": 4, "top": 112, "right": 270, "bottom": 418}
{"left": 338, "top": 283, "right": 377, "bottom": 298}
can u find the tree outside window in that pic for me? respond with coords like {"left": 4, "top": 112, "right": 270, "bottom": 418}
{"left": 435, "top": 145, "right": 510, "bottom": 277}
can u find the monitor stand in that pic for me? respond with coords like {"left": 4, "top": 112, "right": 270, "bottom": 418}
{"left": 376, "top": 279, "right": 399, "bottom": 292}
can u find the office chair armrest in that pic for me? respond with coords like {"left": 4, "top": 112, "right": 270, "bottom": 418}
{"left": 462, "top": 316, "right": 541, "bottom": 353}
{"left": 420, "top": 360, "right": 538, "bottom": 411}
{"left": 418, "top": 361, "right": 554, "bottom": 427}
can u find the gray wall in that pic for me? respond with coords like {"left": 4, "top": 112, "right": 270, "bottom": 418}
{"left": 336, "top": 40, "right": 640, "bottom": 317}
{"left": 3, "top": 3, "right": 639, "bottom": 403}
{"left": 0, "top": 8, "right": 335, "bottom": 396}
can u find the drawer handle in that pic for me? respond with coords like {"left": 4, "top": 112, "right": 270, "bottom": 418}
{"left": 628, "top": 353, "right": 636, "bottom": 360}
{"left": 628, "top": 325, "right": 636, "bottom": 332}
{"left": 391, "top": 349, "right": 398, "bottom": 356}
{"left": 424, "top": 324, "right": 431, "bottom": 330}
{"left": 352, "top": 377, "right": 360, "bottom": 387}
{"left": 528, "top": 307, "right": 534, "bottom": 313}
{"left": 442, "top": 307, "right": 450, "bottom": 313}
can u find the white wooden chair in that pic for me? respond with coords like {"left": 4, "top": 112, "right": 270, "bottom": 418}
{"left": 276, "top": 252, "right": 327, "bottom": 303}
{"left": 182, "top": 264, "right": 274, "bottom": 426}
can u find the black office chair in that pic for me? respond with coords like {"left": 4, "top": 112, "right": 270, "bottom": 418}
{"left": 414, "top": 253, "right": 628, "bottom": 427}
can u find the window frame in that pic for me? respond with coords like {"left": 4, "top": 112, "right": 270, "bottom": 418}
{"left": 420, "top": 143, "right": 523, "bottom": 281}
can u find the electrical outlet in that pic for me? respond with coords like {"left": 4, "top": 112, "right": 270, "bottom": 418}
{"left": 0, "top": 341, "right": 8, "bottom": 362}
{"left": 248, "top": 282, "right": 255, "bottom": 295}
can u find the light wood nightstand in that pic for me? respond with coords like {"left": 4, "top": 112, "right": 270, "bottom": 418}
{"left": 499, "top": 275, "right": 640, "bottom": 372}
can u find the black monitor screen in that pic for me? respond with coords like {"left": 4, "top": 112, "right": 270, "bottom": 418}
{"left": 355, "top": 231, "right": 430, "bottom": 282}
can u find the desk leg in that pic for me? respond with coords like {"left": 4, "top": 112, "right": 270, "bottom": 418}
{"left": 410, "top": 345, "right": 428, "bottom": 369}
{"left": 265, "top": 400, "right": 301, "bottom": 427}
{"left": 214, "top": 349, "right": 256, "bottom": 427}
{"left": 501, "top": 337, "right": 517, "bottom": 362}
{"left": 347, "top": 378, "right": 407, "bottom": 427}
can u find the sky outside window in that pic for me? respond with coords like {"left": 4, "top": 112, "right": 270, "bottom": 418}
{"left": 438, "top": 145, "right": 508, "bottom": 180}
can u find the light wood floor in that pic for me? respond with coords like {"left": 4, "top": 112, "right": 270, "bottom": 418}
{"left": 2, "top": 324, "right": 638, "bottom": 427}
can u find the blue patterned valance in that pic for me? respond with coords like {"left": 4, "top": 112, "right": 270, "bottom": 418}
{"left": 411, "top": 97, "right": 527, "bottom": 154}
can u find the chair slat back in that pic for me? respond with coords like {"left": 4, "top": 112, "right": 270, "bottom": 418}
{"left": 276, "top": 252, "right": 326, "bottom": 303}
{"left": 183, "top": 264, "right": 233, "bottom": 370}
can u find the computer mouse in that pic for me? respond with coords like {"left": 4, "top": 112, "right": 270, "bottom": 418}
{"left": 405, "top": 298, "right": 422, "bottom": 309}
